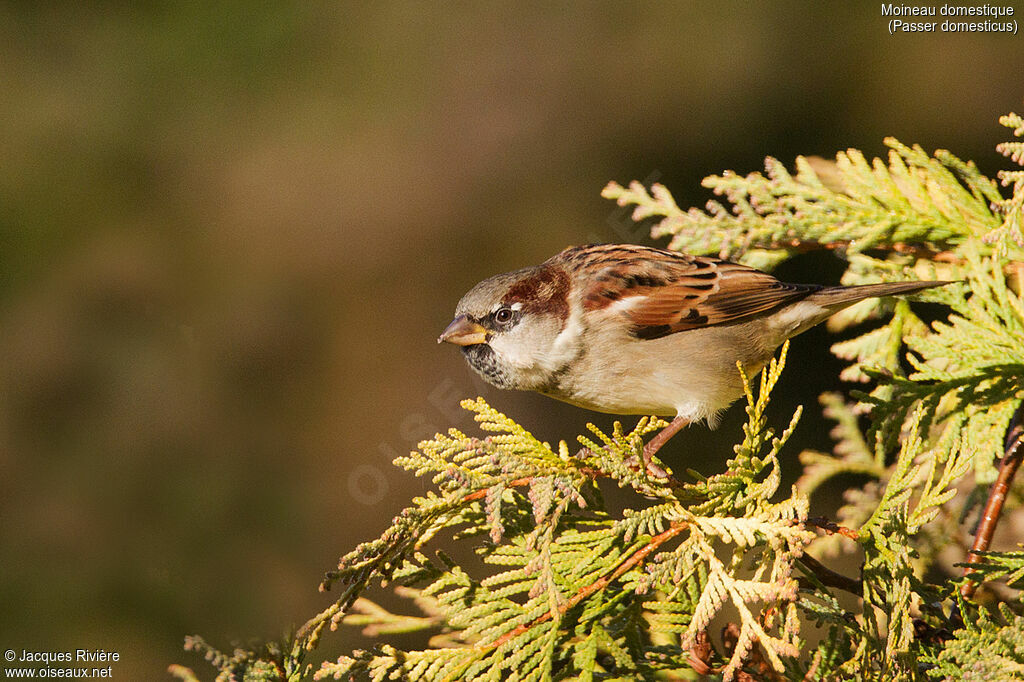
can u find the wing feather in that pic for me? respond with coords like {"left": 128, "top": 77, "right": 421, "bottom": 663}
{"left": 561, "top": 245, "right": 819, "bottom": 340}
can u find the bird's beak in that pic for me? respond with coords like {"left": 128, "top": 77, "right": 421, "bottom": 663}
{"left": 438, "top": 315, "right": 488, "bottom": 346}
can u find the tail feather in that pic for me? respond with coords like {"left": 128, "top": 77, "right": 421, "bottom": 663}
{"left": 808, "top": 280, "right": 954, "bottom": 309}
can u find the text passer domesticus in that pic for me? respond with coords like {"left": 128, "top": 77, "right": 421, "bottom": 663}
{"left": 439, "top": 244, "right": 948, "bottom": 469}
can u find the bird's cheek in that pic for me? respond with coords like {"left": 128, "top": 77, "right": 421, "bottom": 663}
{"left": 488, "top": 336, "right": 536, "bottom": 371}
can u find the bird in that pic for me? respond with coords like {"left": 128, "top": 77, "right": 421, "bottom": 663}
{"left": 439, "top": 243, "right": 950, "bottom": 471}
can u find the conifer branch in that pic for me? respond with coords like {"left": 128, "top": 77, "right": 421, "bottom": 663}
{"left": 961, "top": 401, "right": 1024, "bottom": 598}
{"left": 178, "top": 106, "right": 1024, "bottom": 682}
{"left": 460, "top": 477, "right": 534, "bottom": 502}
{"left": 487, "top": 520, "right": 688, "bottom": 650}
{"left": 805, "top": 516, "right": 860, "bottom": 541}
{"left": 798, "top": 554, "right": 862, "bottom": 595}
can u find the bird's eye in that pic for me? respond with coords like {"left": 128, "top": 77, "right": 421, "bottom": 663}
{"left": 494, "top": 307, "right": 514, "bottom": 324}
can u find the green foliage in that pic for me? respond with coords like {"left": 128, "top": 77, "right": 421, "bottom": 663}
{"left": 960, "top": 551, "right": 1024, "bottom": 589}
{"left": 927, "top": 603, "right": 1024, "bottom": 680}
{"left": 177, "top": 109, "right": 1024, "bottom": 681}
{"left": 988, "top": 112, "right": 1024, "bottom": 252}
{"left": 305, "top": 349, "right": 811, "bottom": 682}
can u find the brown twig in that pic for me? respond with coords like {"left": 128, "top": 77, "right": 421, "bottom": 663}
{"left": 459, "top": 464, "right": 610, "bottom": 503}
{"left": 767, "top": 238, "right": 958, "bottom": 264}
{"left": 461, "top": 477, "right": 534, "bottom": 502}
{"left": 643, "top": 416, "right": 690, "bottom": 463}
{"left": 961, "top": 401, "right": 1024, "bottom": 599}
{"left": 805, "top": 516, "right": 860, "bottom": 541}
{"left": 686, "top": 628, "right": 714, "bottom": 675}
{"left": 798, "top": 553, "right": 863, "bottom": 595}
{"left": 799, "top": 517, "right": 863, "bottom": 595}
{"left": 486, "top": 521, "right": 687, "bottom": 650}
{"left": 576, "top": 444, "right": 684, "bottom": 488}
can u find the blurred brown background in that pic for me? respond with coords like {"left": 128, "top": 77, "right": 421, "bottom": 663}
{"left": 2, "top": 2, "right": 1022, "bottom": 678}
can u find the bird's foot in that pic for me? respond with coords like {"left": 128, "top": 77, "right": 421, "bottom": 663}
{"left": 576, "top": 416, "right": 690, "bottom": 482}
{"left": 642, "top": 415, "right": 690, "bottom": 462}
{"left": 642, "top": 457, "right": 670, "bottom": 480}
{"left": 633, "top": 415, "right": 691, "bottom": 482}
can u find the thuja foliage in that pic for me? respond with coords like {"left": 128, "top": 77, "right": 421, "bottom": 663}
{"left": 174, "top": 110, "right": 1024, "bottom": 681}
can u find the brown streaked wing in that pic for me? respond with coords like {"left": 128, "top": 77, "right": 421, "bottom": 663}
{"left": 572, "top": 247, "right": 819, "bottom": 340}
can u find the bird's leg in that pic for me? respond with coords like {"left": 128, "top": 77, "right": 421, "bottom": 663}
{"left": 641, "top": 416, "right": 690, "bottom": 478}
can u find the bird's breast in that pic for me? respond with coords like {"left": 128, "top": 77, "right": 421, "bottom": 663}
{"left": 548, "top": 321, "right": 776, "bottom": 420}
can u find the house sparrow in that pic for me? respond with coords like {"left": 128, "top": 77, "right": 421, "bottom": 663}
{"left": 439, "top": 244, "right": 948, "bottom": 465}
